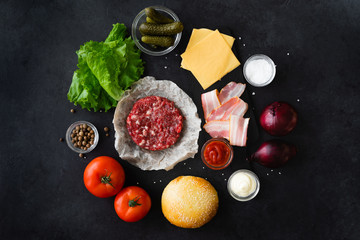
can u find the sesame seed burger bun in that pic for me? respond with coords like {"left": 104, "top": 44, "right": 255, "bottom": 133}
{"left": 161, "top": 176, "right": 219, "bottom": 228}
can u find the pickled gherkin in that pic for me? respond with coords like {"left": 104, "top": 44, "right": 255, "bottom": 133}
{"left": 141, "top": 36, "right": 175, "bottom": 47}
{"left": 139, "top": 22, "right": 184, "bottom": 36}
{"left": 145, "top": 7, "right": 174, "bottom": 24}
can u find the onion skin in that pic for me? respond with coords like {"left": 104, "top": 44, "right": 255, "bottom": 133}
{"left": 260, "top": 101, "right": 298, "bottom": 136}
{"left": 250, "top": 139, "right": 297, "bottom": 168}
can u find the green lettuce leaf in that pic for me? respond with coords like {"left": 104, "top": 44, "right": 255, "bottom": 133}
{"left": 67, "top": 23, "right": 143, "bottom": 112}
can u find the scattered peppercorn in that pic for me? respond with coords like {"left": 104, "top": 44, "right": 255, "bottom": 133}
{"left": 59, "top": 138, "right": 64, "bottom": 142}
{"left": 79, "top": 153, "right": 84, "bottom": 158}
{"left": 70, "top": 109, "right": 75, "bottom": 113}
{"left": 106, "top": 133, "right": 109, "bottom": 137}
{"left": 104, "top": 127, "right": 109, "bottom": 132}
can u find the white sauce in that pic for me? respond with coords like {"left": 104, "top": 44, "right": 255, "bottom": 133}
{"left": 245, "top": 58, "right": 273, "bottom": 85}
{"left": 229, "top": 171, "right": 257, "bottom": 197}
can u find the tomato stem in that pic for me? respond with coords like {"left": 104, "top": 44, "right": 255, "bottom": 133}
{"left": 101, "top": 171, "right": 115, "bottom": 189}
{"left": 128, "top": 196, "right": 142, "bottom": 207}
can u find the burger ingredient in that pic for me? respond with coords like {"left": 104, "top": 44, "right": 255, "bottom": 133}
{"left": 202, "top": 139, "right": 233, "bottom": 169}
{"left": 224, "top": 99, "right": 248, "bottom": 120}
{"left": 218, "top": 82, "right": 246, "bottom": 104}
{"left": 181, "top": 29, "right": 240, "bottom": 89}
{"left": 260, "top": 101, "right": 298, "bottom": 136}
{"left": 68, "top": 23, "right": 144, "bottom": 112}
{"left": 146, "top": 17, "right": 157, "bottom": 24}
{"left": 70, "top": 123, "right": 95, "bottom": 151}
{"left": 145, "top": 7, "right": 174, "bottom": 24}
{"left": 141, "top": 35, "right": 175, "bottom": 47}
{"left": 244, "top": 58, "right": 274, "bottom": 86}
{"left": 181, "top": 29, "right": 235, "bottom": 69}
{"left": 139, "top": 22, "right": 184, "bottom": 36}
{"left": 201, "top": 82, "right": 250, "bottom": 146}
{"left": 250, "top": 139, "right": 297, "bottom": 168}
{"left": 229, "top": 171, "right": 257, "bottom": 197}
{"left": 114, "top": 186, "right": 151, "bottom": 222}
{"left": 126, "top": 96, "right": 183, "bottom": 151}
{"left": 201, "top": 89, "right": 220, "bottom": 120}
{"left": 83, "top": 156, "right": 125, "bottom": 198}
{"left": 161, "top": 176, "right": 218, "bottom": 228}
{"left": 203, "top": 120, "right": 230, "bottom": 140}
{"left": 229, "top": 116, "right": 249, "bottom": 147}
{"left": 207, "top": 97, "right": 241, "bottom": 122}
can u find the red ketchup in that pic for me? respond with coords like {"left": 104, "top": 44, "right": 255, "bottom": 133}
{"left": 202, "top": 139, "right": 233, "bottom": 170}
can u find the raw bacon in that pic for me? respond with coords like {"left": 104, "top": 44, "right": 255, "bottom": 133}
{"left": 201, "top": 89, "right": 220, "bottom": 120}
{"left": 223, "top": 99, "right": 248, "bottom": 119}
{"left": 207, "top": 97, "right": 240, "bottom": 122}
{"left": 202, "top": 82, "right": 250, "bottom": 147}
{"left": 203, "top": 120, "right": 229, "bottom": 139}
{"left": 229, "top": 116, "right": 249, "bottom": 147}
{"left": 218, "top": 82, "right": 246, "bottom": 104}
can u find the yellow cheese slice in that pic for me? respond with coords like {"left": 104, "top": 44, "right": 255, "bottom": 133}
{"left": 181, "top": 29, "right": 235, "bottom": 69}
{"left": 180, "top": 30, "right": 240, "bottom": 90}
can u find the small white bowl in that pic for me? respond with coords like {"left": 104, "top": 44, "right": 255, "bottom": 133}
{"left": 65, "top": 121, "right": 99, "bottom": 154}
{"left": 227, "top": 169, "right": 260, "bottom": 202}
{"left": 243, "top": 54, "right": 276, "bottom": 87}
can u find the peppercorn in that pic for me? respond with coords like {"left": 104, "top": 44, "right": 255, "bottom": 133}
{"left": 70, "top": 123, "right": 96, "bottom": 152}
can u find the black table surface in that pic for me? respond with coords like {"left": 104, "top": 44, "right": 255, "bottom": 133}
{"left": 1, "top": 0, "right": 359, "bottom": 239}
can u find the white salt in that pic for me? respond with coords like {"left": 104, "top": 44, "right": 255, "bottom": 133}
{"left": 245, "top": 59, "right": 273, "bottom": 85}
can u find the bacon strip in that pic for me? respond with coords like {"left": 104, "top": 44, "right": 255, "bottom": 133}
{"left": 201, "top": 89, "right": 220, "bottom": 120}
{"left": 218, "top": 82, "right": 246, "bottom": 104}
{"left": 220, "top": 97, "right": 248, "bottom": 121}
{"left": 229, "top": 116, "right": 249, "bottom": 147}
{"left": 203, "top": 120, "right": 229, "bottom": 139}
{"left": 222, "top": 99, "right": 248, "bottom": 120}
{"left": 207, "top": 97, "right": 240, "bottom": 122}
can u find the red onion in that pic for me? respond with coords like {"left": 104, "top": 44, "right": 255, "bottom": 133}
{"left": 260, "top": 101, "right": 298, "bottom": 136}
{"left": 250, "top": 139, "right": 297, "bottom": 168}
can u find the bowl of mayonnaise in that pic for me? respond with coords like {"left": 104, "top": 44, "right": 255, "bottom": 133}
{"left": 227, "top": 169, "right": 260, "bottom": 201}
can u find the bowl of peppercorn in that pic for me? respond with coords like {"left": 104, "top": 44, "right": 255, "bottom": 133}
{"left": 66, "top": 121, "right": 99, "bottom": 154}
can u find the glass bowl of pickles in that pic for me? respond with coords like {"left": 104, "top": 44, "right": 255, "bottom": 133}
{"left": 131, "top": 6, "right": 183, "bottom": 56}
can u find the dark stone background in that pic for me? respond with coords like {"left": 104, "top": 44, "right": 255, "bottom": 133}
{"left": 0, "top": 0, "right": 359, "bottom": 239}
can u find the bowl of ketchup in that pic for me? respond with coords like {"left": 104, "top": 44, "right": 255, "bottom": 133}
{"left": 201, "top": 138, "right": 233, "bottom": 170}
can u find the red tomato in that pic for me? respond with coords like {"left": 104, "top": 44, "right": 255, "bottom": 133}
{"left": 83, "top": 156, "right": 125, "bottom": 198}
{"left": 114, "top": 186, "right": 151, "bottom": 222}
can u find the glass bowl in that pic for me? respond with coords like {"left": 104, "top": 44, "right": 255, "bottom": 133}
{"left": 131, "top": 6, "right": 182, "bottom": 56}
{"left": 66, "top": 121, "right": 99, "bottom": 154}
{"left": 227, "top": 169, "right": 260, "bottom": 202}
{"left": 243, "top": 54, "right": 276, "bottom": 87}
{"left": 201, "top": 138, "right": 233, "bottom": 170}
